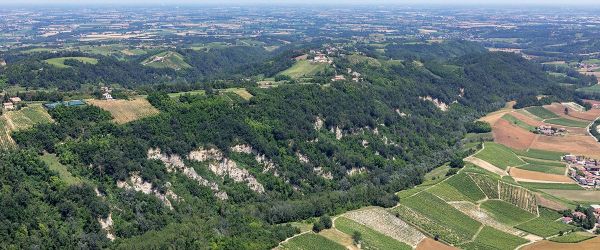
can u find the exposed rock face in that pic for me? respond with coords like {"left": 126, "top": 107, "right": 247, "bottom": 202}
{"left": 346, "top": 167, "right": 368, "bottom": 176}
{"left": 395, "top": 109, "right": 408, "bottom": 117}
{"left": 149, "top": 148, "right": 228, "bottom": 200}
{"left": 314, "top": 116, "right": 324, "bottom": 130}
{"left": 98, "top": 213, "right": 115, "bottom": 241}
{"left": 419, "top": 96, "right": 449, "bottom": 111}
{"left": 230, "top": 144, "right": 279, "bottom": 175}
{"left": 187, "top": 148, "right": 223, "bottom": 162}
{"left": 117, "top": 173, "right": 180, "bottom": 210}
{"left": 190, "top": 146, "right": 266, "bottom": 193}
{"left": 329, "top": 126, "right": 343, "bottom": 140}
{"left": 313, "top": 166, "right": 333, "bottom": 180}
{"left": 208, "top": 159, "right": 265, "bottom": 193}
{"left": 297, "top": 152, "right": 310, "bottom": 164}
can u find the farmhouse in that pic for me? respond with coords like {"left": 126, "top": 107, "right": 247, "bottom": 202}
{"left": 331, "top": 75, "right": 346, "bottom": 82}
{"left": 535, "top": 125, "right": 566, "bottom": 136}
{"left": 3, "top": 96, "right": 22, "bottom": 111}
{"left": 3, "top": 102, "right": 14, "bottom": 110}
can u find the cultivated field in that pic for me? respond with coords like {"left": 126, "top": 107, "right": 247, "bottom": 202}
{"left": 335, "top": 217, "right": 412, "bottom": 250}
{"left": 342, "top": 207, "right": 425, "bottom": 247}
{"left": 492, "top": 119, "right": 536, "bottom": 150}
{"left": 475, "top": 142, "right": 525, "bottom": 170}
{"left": 87, "top": 98, "right": 159, "bottom": 124}
{"left": 459, "top": 226, "right": 528, "bottom": 250}
{"left": 480, "top": 200, "right": 536, "bottom": 226}
{"left": 428, "top": 173, "right": 486, "bottom": 202}
{"left": 394, "top": 191, "right": 482, "bottom": 245}
{"left": 278, "top": 233, "right": 345, "bottom": 250}
{"left": 44, "top": 56, "right": 98, "bottom": 68}
{"left": 3, "top": 103, "right": 53, "bottom": 131}
{"left": 541, "top": 189, "right": 600, "bottom": 202}
{"left": 523, "top": 236, "right": 600, "bottom": 250}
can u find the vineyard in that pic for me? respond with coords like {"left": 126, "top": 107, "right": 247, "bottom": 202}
{"left": 343, "top": 207, "right": 425, "bottom": 247}
{"left": 395, "top": 192, "right": 482, "bottom": 245}
{"left": 335, "top": 217, "right": 412, "bottom": 250}
{"left": 428, "top": 173, "right": 486, "bottom": 203}
{"left": 480, "top": 200, "right": 537, "bottom": 226}
{"left": 459, "top": 226, "right": 529, "bottom": 250}
{"left": 498, "top": 182, "right": 538, "bottom": 214}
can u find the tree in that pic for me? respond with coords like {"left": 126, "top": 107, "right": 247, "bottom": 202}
{"left": 449, "top": 157, "right": 464, "bottom": 169}
{"left": 564, "top": 107, "right": 569, "bottom": 115}
{"left": 352, "top": 231, "right": 362, "bottom": 245}
{"left": 312, "top": 221, "right": 324, "bottom": 232}
{"left": 320, "top": 215, "right": 332, "bottom": 229}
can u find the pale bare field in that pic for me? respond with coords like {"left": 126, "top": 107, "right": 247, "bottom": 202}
{"left": 541, "top": 190, "right": 600, "bottom": 202}
{"left": 509, "top": 168, "right": 574, "bottom": 183}
{"left": 523, "top": 236, "right": 600, "bottom": 250}
{"left": 87, "top": 98, "right": 159, "bottom": 124}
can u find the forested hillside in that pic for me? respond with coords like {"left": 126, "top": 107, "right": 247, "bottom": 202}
{"left": 0, "top": 43, "right": 586, "bottom": 248}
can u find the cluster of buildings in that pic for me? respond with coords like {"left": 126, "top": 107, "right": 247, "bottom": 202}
{"left": 2, "top": 96, "right": 21, "bottom": 111}
{"left": 565, "top": 154, "right": 600, "bottom": 187}
{"left": 535, "top": 125, "right": 567, "bottom": 136}
{"left": 562, "top": 205, "right": 600, "bottom": 225}
{"left": 578, "top": 62, "right": 599, "bottom": 72}
{"left": 101, "top": 86, "right": 114, "bottom": 100}
{"left": 311, "top": 52, "right": 333, "bottom": 64}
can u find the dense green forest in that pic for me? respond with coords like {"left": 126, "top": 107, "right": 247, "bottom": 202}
{"left": 0, "top": 40, "right": 592, "bottom": 248}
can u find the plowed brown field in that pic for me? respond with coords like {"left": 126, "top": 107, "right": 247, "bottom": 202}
{"left": 493, "top": 119, "right": 536, "bottom": 150}
{"left": 544, "top": 103, "right": 600, "bottom": 121}
{"left": 416, "top": 238, "right": 457, "bottom": 250}
{"left": 531, "top": 134, "right": 600, "bottom": 158}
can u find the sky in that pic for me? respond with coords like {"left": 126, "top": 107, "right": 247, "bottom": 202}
{"left": 1, "top": 0, "right": 599, "bottom": 5}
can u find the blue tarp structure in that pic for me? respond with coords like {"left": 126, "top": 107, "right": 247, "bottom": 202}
{"left": 43, "top": 100, "right": 86, "bottom": 109}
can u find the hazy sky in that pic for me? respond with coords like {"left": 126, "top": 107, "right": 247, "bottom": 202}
{"left": 1, "top": 0, "right": 600, "bottom": 5}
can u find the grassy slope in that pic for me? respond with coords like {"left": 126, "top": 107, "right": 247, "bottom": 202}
{"left": 335, "top": 217, "right": 411, "bottom": 250}
{"left": 475, "top": 142, "right": 525, "bottom": 170}
{"left": 280, "top": 60, "right": 328, "bottom": 78}
{"left": 549, "top": 232, "right": 595, "bottom": 243}
{"left": 45, "top": 57, "right": 98, "bottom": 68}
{"left": 545, "top": 117, "right": 589, "bottom": 128}
{"left": 428, "top": 173, "right": 485, "bottom": 203}
{"left": 502, "top": 114, "right": 536, "bottom": 131}
{"left": 142, "top": 51, "right": 191, "bottom": 70}
{"left": 459, "top": 226, "right": 529, "bottom": 250}
{"left": 519, "top": 182, "right": 584, "bottom": 190}
{"left": 525, "top": 106, "right": 559, "bottom": 119}
{"left": 40, "top": 154, "right": 82, "bottom": 185}
{"left": 513, "top": 148, "right": 566, "bottom": 161}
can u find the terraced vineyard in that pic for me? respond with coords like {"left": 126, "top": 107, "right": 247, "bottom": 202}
{"left": 525, "top": 106, "right": 559, "bottom": 119}
{"left": 394, "top": 192, "right": 482, "bottom": 245}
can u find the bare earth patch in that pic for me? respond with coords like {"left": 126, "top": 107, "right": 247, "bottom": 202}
{"left": 88, "top": 98, "right": 159, "bottom": 124}
{"left": 416, "top": 238, "right": 457, "bottom": 250}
